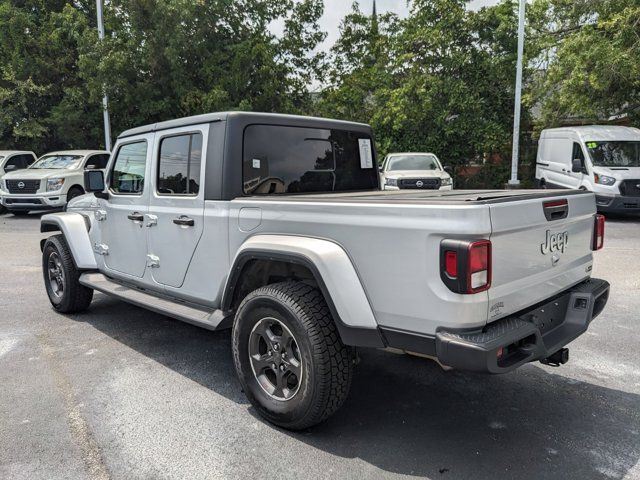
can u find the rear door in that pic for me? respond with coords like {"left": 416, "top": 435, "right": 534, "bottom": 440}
{"left": 487, "top": 193, "right": 596, "bottom": 322}
{"left": 146, "top": 125, "right": 207, "bottom": 288}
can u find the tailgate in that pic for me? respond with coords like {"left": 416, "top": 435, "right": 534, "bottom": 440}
{"left": 488, "top": 192, "right": 596, "bottom": 322}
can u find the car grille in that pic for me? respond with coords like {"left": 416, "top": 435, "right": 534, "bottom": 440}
{"left": 397, "top": 178, "right": 441, "bottom": 190}
{"left": 619, "top": 179, "right": 640, "bottom": 197}
{"left": 6, "top": 179, "right": 40, "bottom": 194}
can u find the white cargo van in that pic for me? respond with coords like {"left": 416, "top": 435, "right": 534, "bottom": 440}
{"left": 535, "top": 125, "right": 640, "bottom": 213}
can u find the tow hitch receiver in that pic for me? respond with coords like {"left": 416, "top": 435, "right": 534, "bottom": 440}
{"left": 540, "top": 348, "right": 569, "bottom": 367}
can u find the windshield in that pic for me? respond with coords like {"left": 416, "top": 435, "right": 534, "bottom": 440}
{"left": 30, "top": 155, "right": 83, "bottom": 170}
{"left": 586, "top": 141, "right": 640, "bottom": 167}
{"left": 387, "top": 154, "right": 441, "bottom": 171}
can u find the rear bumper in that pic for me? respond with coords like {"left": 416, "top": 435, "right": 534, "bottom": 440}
{"left": 595, "top": 194, "right": 640, "bottom": 213}
{"left": 435, "top": 278, "right": 610, "bottom": 373}
{"left": 381, "top": 278, "right": 610, "bottom": 373}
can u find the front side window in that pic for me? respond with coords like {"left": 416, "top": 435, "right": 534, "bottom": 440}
{"left": 386, "top": 154, "right": 440, "bottom": 172}
{"left": 110, "top": 141, "right": 147, "bottom": 194}
{"left": 5, "top": 155, "right": 30, "bottom": 170}
{"left": 157, "top": 133, "right": 203, "bottom": 195}
{"left": 30, "top": 155, "right": 82, "bottom": 170}
{"left": 586, "top": 141, "right": 640, "bottom": 167}
{"left": 85, "top": 154, "right": 110, "bottom": 170}
{"left": 243, "top": 125, "right": 378, "bottom": 194}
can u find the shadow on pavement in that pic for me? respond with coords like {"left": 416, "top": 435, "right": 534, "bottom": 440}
{"left": 80, "top": 294, "right": 640, "bottom": 480}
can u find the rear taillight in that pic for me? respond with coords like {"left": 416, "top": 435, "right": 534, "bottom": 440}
{"left": 593, "top": 214, "right": 605, "bottom": 251}
{"left": 468, "top": 240, "right": 491, "bottom": 293}
{"left": 440, "top": 239, "right": 492, "bottom": 294}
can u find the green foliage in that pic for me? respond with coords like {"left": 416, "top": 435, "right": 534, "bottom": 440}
{"left": 0, "top": 0, "right": 324, "bottom": 151}
{"left": 528, "top": 0, "right": 640, "bottom": 127}
{"left": 317, "top": 0, "right": 525, "bottom": 178}
{"left": 0, "top": 1, "right": 94, "bottom": 152}
{"left": 0, "top": 0, "right": 637, "bottom": 171}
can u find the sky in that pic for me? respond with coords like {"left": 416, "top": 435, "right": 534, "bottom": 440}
{"left": 315, "top": 0, "right": 500, "bottom": 52}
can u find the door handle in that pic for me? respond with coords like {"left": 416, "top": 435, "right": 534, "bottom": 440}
{"left": 173, "top": 216, "right": 195, "bottom": 227}
{"left": 127, "top": 212, "right": 144, "bottom": 222}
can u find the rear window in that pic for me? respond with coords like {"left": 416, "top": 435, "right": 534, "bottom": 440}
{"left": 242, "top": 125, "right": 378, "bottom": 194}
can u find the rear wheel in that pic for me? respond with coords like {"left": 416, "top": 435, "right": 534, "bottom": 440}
{"left": 42, "top": 234, "right": 93, "bottom": 313}
{"left": 232, "top": 281, "right": 354, "bottom": 430}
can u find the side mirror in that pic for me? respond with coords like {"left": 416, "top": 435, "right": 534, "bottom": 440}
{"left": 84, "top": 169, "right": 109, "bottom": 199}
{"left": 571, "top": 159, "right": 584, "bottom": 173}
{"left": 443, "top": 165, "right": 452, "bottom": 173}
{"left": 378, "top": 165, "right": 383, "bottom": 172}
{"left": 4, "top": 164, "right": 16, "bottom": 171}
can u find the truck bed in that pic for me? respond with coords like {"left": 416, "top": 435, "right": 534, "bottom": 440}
{"left": 244, "top": 188, "right": 591, "bottom": 204}
{"left": 231, "top": 188, "right": 597, "bottom": 336}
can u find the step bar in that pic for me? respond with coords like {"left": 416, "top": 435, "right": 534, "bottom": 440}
{"left": 79, "top": 272, "right": 230, "bottom": 331}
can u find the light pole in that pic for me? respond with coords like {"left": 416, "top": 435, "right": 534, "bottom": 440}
{"left": 96, "top": 0, "right": 112, "bottom": 151}
{"left": 508, "top": 0, "right": 526, "bottom": 188}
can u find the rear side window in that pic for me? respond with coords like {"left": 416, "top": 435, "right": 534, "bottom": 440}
{"left": 110, "top": 141, "right": 147, "bottom": 194}
{"left": 157, "top": 133, "right": 203, "bottom": 195}
{"left": 242, "top": 125, "right": 378, "bottom": 194}
{"left": 85, "top": 154, "right": 110, "bottom": 170}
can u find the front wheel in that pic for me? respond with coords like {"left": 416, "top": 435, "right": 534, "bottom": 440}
{"left": 232, "top": 281, "right": 354, "bottom": 430}
{"left": 42, "top": 234, "right": 93, "bottom": 313}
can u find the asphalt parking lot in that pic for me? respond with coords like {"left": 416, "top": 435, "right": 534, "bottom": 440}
{"left": 0, "top": 213, "right": 639, "bottom": 480}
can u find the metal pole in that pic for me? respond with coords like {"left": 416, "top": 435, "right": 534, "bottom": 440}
{"left": 96, "top": 0, "right": 112, "bottom": 151}
{"left": 508, "top": 0, "right": 526, "bottom": 187}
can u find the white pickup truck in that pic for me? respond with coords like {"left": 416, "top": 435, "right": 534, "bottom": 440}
{"left": 39, "top": 112, "right": 610, "bottom": 430}
{"left": 1, "top": 150, "right": 110, "bottom": 215}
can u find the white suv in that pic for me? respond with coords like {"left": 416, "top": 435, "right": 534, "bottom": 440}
{"left": 0, "top": 150, "right": 110, "bottom": 215}
{"left": 380, "top": 152, "right": 453, "bottom": 190}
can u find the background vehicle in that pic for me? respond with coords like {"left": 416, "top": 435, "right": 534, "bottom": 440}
{"left": 0, "top": 150, "right": 110, "bottom": 215}
{"left": 379, "top": 152, "right": 453, "bottom": 190}
{"left": 535, "top": 125, "right": 640, "bottom": 213}
{"left": 40, "top": 112, "right": 608, "bottom": 430}
{"left": 0, "top": 150, "right": 37, "bottom": 214}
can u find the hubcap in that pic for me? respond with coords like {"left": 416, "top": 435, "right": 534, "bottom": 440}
{"left": 248, "top": 317, "right": 302, "bottom": 401}
{"left": 47, "top": 252, "right": 65, "bottom": 299}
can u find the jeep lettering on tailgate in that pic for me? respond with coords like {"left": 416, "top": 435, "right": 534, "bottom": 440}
{"left": 541, "top": 230, "right": 569, "bottom": 255}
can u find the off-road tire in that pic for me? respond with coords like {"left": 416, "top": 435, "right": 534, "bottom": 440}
{"left": 232, "top": 281, "right": 354, "bottom": 430}
{"left": 42, "top": 234, "right": 93, "bottom": 313}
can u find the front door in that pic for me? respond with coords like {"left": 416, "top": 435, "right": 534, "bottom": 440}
{"left": 567, "top": 142, "right": 586, "bottom": 188}
{"left": 102, "top": 136, "right": 153, "bottom": 278}
{"left": 147, "top": 127, "right": 206, "bottom": 288}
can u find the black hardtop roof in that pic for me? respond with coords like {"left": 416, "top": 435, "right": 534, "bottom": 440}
{"left": 117, "top": 111, "right": 372, "bottom": 139}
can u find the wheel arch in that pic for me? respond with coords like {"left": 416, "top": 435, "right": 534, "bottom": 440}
{"left": 67, "top": 184, "right": 85, "bottom": 193}
{"left": 223, "top": 235, "right": 384, "bottom": 348}
{"left": 40, "top": 212, "right": 97, "bottom": 270}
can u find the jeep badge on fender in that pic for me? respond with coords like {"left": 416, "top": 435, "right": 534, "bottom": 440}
{"left": 541, "top": 230, "right": 569, "bottom": 254}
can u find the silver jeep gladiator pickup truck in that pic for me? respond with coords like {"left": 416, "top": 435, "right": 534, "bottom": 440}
{"left": 40, "top": 112, "right": 610, "bottom": 430}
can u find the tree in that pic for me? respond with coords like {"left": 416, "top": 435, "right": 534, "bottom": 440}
{"left": 79, "top": 0, "right": 326, "bottom": 139}
{"left": 318, "top": 0, "right": 525, "bottom": 187}
{"left": 0, "top": 1, "right": 98, "bottom": 152}
{"left": 528, "top": 0, "right": 640, "bottom": 126}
